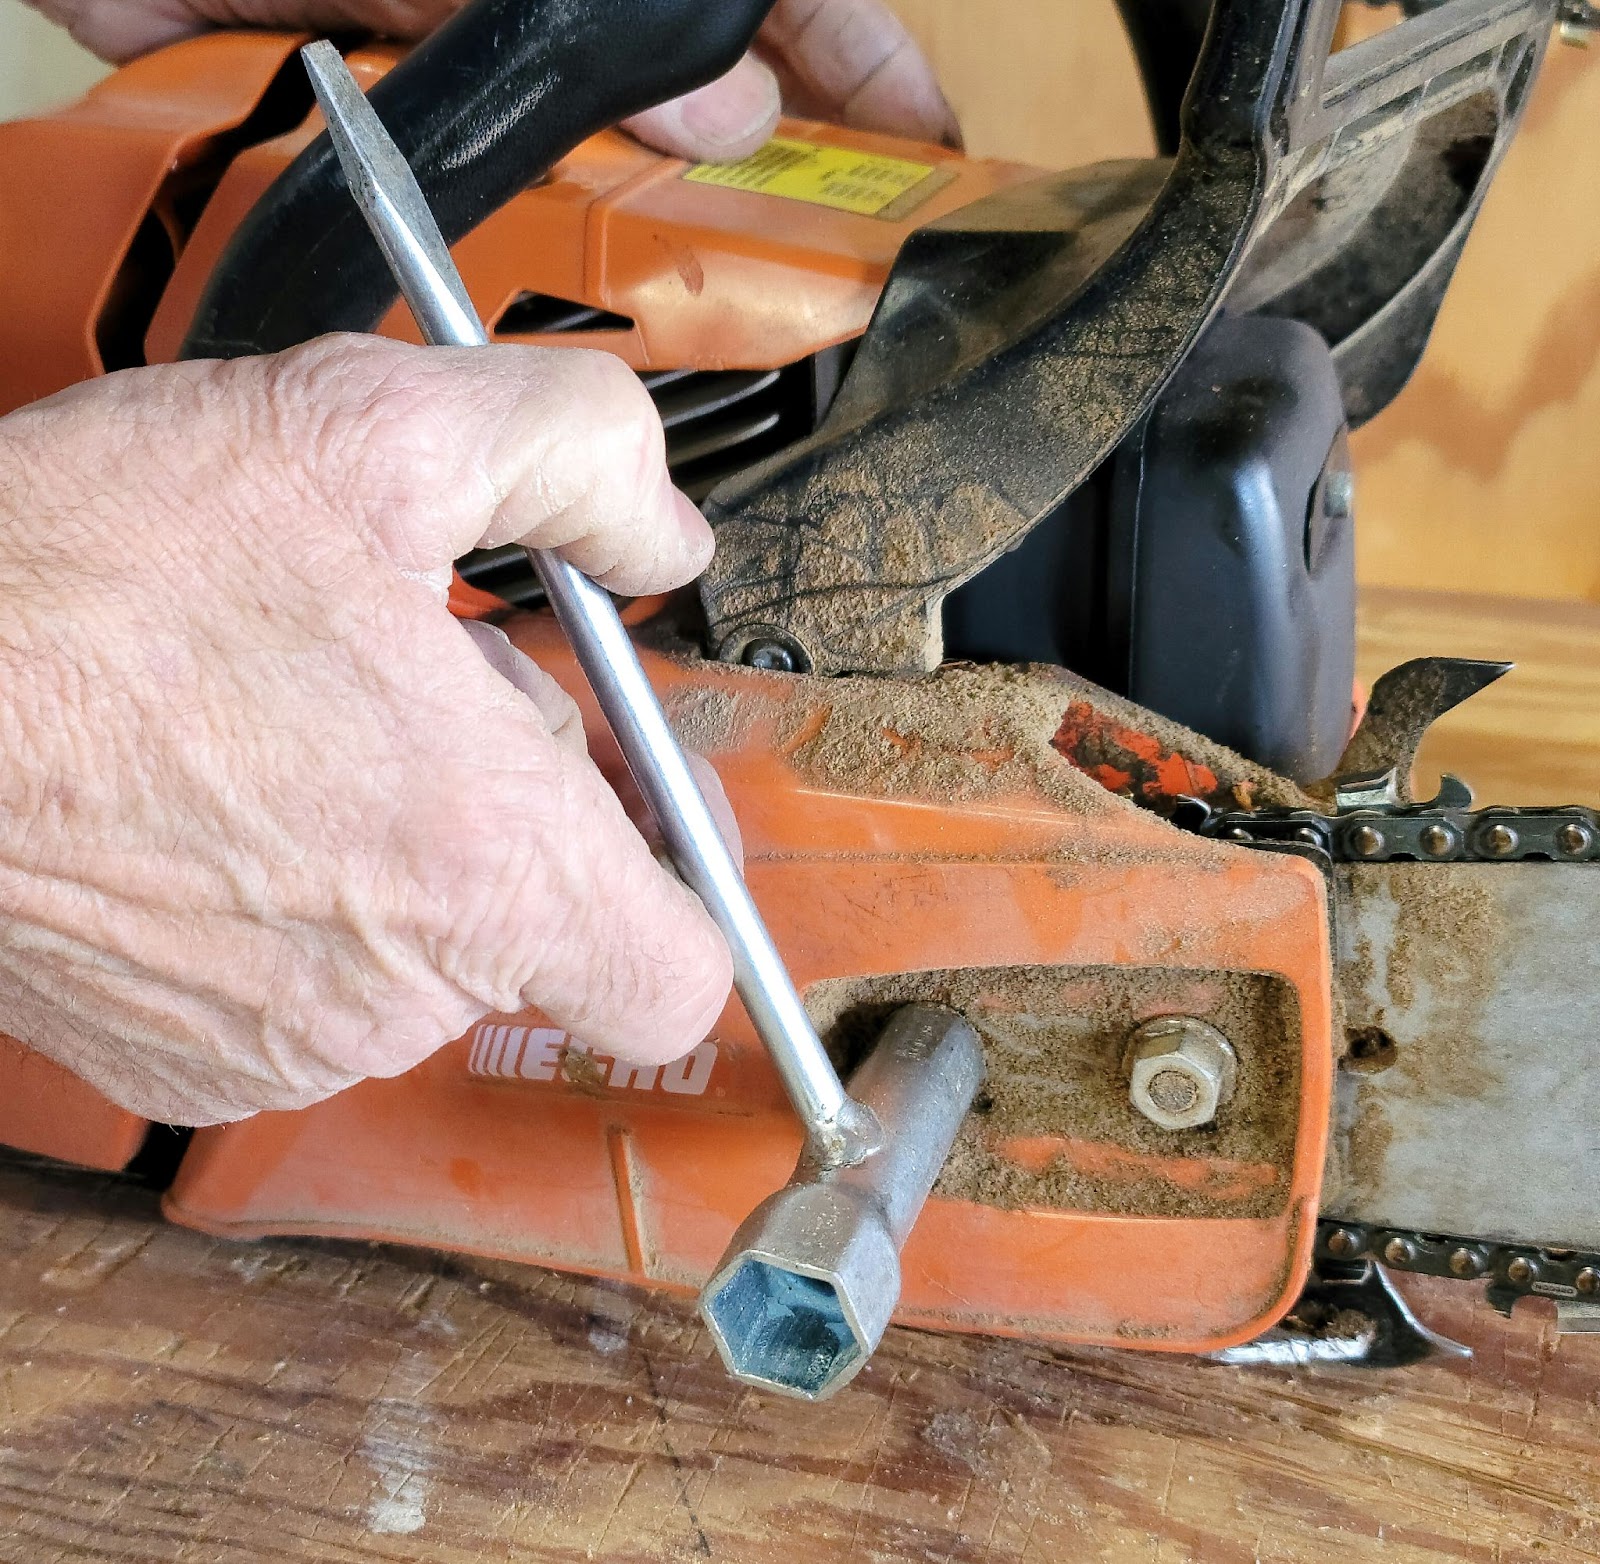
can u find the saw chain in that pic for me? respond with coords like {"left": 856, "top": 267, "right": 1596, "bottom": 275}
{"left": 1187, "top": 786, "right": 1600, "bottom": 1337}
{"left": 1193, "top": 797, "right": 1600, "bottom": 867}
{"left": 1311, "top": 1219, "right": 1600, "bottom": 1317}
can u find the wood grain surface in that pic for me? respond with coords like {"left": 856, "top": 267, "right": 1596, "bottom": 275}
{"left": 3, "top": 588, "right": 1600, "bottom": 1564}
{"left": 1360, "top": 588, "right": 1600, "bottom": 806}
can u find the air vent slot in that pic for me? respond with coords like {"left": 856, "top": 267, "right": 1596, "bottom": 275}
{"left": 457, "top": 349, "right": 846, "bottom": 609}
{"left": 649, "top": 367, "right": 788, "bottom": 492}
{"left": 494, "top": 291, "right": 636, "bottom": 335}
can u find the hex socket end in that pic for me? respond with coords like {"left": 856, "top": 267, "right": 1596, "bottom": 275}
{"left": 699, "top": 1004, "right": 984, "bottom": 1400}
{"left": 701, "top": 1184, "right": 899, "bottom": 1400}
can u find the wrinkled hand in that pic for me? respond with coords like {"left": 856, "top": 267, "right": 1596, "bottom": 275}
{"left": 0, "top": 336, "right": 733, "bottom": 1124}
{"left": 27, "top": 0, "right": 959, "bottom": 161}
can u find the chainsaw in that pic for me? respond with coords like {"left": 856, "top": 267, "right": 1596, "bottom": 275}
{"left": 0, "top": 0, "right": 1596, "bottom": 1400}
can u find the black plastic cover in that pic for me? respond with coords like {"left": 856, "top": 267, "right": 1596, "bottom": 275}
{"left": 1112, "top": 312, "right": 1355, "bottom": 780}
{"left": 942, "top": 312, "right": 1355, "bottom": 782}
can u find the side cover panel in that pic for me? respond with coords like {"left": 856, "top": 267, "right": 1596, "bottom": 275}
{"left": 145, "top": 48, "right": 1034, "bottom": 371}
{"left": 0, "top": 31, "right": 307, "bottom": 414}
{"left": 0, "top": 1040, "right": 148, "bottom": 1172}
{"left": 167, "top": 617, "right": 1334, "bottom": 1352}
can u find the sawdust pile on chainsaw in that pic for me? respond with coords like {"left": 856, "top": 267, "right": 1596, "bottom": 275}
{"left": 665, "top": 651, "right": 1310, "bottom": 818}
{"left": 781, "top": 662, "right": 1125, "bottom": 810}
{"left": 808, "top": 965, "right": 1300, "bottom": 1221}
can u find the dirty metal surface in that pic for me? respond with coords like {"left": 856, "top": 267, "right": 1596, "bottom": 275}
{"left": 1329, "top": 860, "right": 1600, "bottom": 1249}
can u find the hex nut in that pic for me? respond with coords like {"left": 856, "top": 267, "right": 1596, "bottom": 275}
{"left": 1125, "top": 1016, "right": 1238, "bottom": 1131}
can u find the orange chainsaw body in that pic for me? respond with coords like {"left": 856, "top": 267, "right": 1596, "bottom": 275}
{"left": 0, "top": 34, "right": 1334, "bottom": 1352}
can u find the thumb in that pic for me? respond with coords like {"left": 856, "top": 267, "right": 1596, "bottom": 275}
{"left": 623, "top": 52, "right": 782, "bottom": 163}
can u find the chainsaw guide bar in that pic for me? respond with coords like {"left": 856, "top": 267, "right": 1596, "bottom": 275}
{"left": 1192, "top": 790, "right": 1600, "bottom": 1357}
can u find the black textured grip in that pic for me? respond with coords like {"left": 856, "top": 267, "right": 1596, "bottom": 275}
{"left": 180, "top": 0, "right": 776, "bottom": 360}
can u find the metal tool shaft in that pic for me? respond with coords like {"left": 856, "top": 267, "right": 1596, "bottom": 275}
{"left": 302, "top": 41, "right": 874, "bottom": 1166}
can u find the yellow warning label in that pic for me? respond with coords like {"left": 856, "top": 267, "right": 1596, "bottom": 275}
{"left": 683, "top": 137, "right": 945, "bottom": 219}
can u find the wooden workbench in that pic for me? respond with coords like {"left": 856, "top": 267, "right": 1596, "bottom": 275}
{"left": 3, "top": 588, "right": 1599, "bottom": 1564}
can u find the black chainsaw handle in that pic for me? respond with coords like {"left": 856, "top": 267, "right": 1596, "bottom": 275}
{"left": 180, "top": 0, "right": 777, "bottom": 360}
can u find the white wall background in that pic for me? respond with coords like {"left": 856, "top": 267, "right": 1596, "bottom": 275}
{"left": 0, "top": 0, "right": 106, "bottom": 120}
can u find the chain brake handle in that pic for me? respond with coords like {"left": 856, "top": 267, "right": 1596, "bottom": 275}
{"left": 180, "top": 0, "right": 780, "bottom": 361}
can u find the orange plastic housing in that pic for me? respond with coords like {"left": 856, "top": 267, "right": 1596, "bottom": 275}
{"left": 0, "top": 29, "right": 1038, "bottom": 417}
{"left": 0, "top": 35, "right": 1334, "bottom": 1350}
{"left": 163, "top": 617, "right": 1334, "bottom": 1353}
{"left": 0, "top": 1040, "right": 149, "bottom": 1172}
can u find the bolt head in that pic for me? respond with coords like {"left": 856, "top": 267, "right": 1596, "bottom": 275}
{"left": 724, "top": 626, "right": 813, "bottom": 675}
{"left": 744, "top": 639, "right": 799, "bottom": 674}
{"left": 1348, "top": 823, "right": 1386, "bottom": 859}
{"left": 1125, "top": 1016, "right": 1237, "bottom": 1131}
{"left": 1324, "top": 1228, "right": 1360, "bottom": 1259}
{"left": 1449, "top": 1246, "right": 1483, "bottom": 1279}
{"left": 1506, "top": 1255, "right": 1536, "bottom": 1286}
{"left": 1383, "top": 1237, "right": 1414, "bottom": 1267}
{"left": 1578, "top": 1267, "right": 1600, "bottom": 1296}
{"left": 1420, "top": 823, "right": 1457, "bottom": 858}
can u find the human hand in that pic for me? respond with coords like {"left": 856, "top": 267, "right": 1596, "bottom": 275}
{"left": 26, "top": 0, "right": 960, "bottom": 161}
{"left": 0, "top": 335, "right": 732, "bottom": 1124}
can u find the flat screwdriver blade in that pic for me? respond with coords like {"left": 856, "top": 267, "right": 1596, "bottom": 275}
{"left": 295, "top": 38, "right": 874, "bottom": 1167}
{"left": 300, "top": 40, "right": 485, "bottom": 348}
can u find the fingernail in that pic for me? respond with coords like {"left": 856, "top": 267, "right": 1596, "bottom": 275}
{"left": 673, "top": 487, "right": 716, "bottom": 575}
{"left": 678, "top": 55, "right": 782, "bottom": 155}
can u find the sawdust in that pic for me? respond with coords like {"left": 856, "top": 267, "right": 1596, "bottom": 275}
{"left": 557, "top": 1043, "right": 609, "bottom": 1097}
{"left": 1339, "top": 864, "right": 1501, "bottom": 1099}
{"left": 1386, "top": 869, "right": 1499, "bottom": 1099}
{"left": 1331, "top": 863, "right": 1503, "bottom": 1208}
{"left": 664, "top": 682, "right": 771, "bottom": 758}
{"left": 809, "top": 475, "right": 1033, "bottom": 672}
{"left": 778, "top": 662, "right": 1117, "bottom": 813}
{"left": 650, "top": 617, "right": 1309, "bottom": 817}
{"left": 1338, "top": 906, "right": 1376, "bottom": 1064}
{"left": 1047, "top": 672, "right": 1313, "bottom": 813}
{"left": 1339, "top": 1089, "right": 1393, "bottom": 1209}
{"left": 805, "top": 963, "right": 1303, "bottom": 1220}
